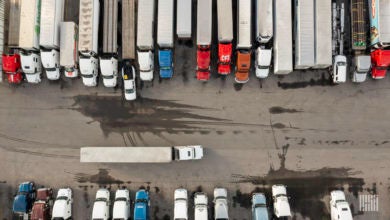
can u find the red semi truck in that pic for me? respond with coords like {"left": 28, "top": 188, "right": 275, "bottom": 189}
{"left": 196, "top": 0, "right": 212, "bottom": 80}
{"left": 217, "top": 0, "right": 233, "bottom": 75}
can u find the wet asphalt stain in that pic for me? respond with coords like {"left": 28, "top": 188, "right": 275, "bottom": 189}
{"left": 277, "top": 73, "right": 335, "bottom": 90}
{"left": 271, "top": 123, "right": 286, "bottom": 129}
{"left": 269, "top": 106, "right": 302, "bottom": 114}
{"left": 75, "top": 169, "right": 125, "bottom": 186}
{"left": 232, "top": 189, "right": 252, "bottom": 208}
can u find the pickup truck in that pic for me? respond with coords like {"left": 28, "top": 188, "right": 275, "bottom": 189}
{"left": 31, "top": 188, "right": 53, "bottom": 220}
{"left": 134, "top": 190, "right": 150, "bottom": 220}
{"left": 52, "top": 188, "right": 73, "bottom": 220}
{"left": 174, "top": 189, "right": 188, "bottom": 220}
{"left": 13, "top": 182, "right": 36, "bottom": 218}
{"left": 214, "top": 188, "right": 229, "bottom": 220}
{"left": 194, "top": 192, "right": 208, "bottom": 220}
{"left": 252, "top": 193, "right": 269, "bottom": 220}
{"left": 272, "top": 185, "right": 291, "bottom": 218}
{"left": 330, "top": 190, "right": 353, "bottom": 220}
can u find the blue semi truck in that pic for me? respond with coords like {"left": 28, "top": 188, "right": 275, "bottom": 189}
{"left": 133, "top": 189, "right": 150, "bottom": 220}
{"left": 13, "top": 182, "right": 36, "bottom": 219}
{"left": 157, "top": 0, "right": 174, "bottom": 78}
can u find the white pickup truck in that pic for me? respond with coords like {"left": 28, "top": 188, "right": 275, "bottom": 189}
{"left": 194, "top": 192, "right": 208, "bottom": 220}
{"left": 272, "top": 184, "right": 291, "bottom": 218}
{"left": 214, "top": 188, "right": 229, "bottom": 220}
{"left": 330, "top": 190, "right": 353, "bottom": 220}
{"left": 174, "top": 188, "right": 188, "bottom": 220}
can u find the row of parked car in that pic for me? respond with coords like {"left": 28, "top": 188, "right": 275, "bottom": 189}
{"left": 11, "top": 182, "right": 353, "bottom": 220}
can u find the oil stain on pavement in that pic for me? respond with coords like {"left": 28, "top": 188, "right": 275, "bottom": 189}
{"left": 75, "top": 169, "right": 125, "bottom": 186}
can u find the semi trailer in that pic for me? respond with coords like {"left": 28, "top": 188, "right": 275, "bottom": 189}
{"left": 235, "top": 0, "right": 251, "bottom": 83}
{"left": 60, "top": 22, "right": 79, "bottom": 78}
{"left": 176, "top": 0, "right": 192, "bottom": 39}
{"left": 100, "top": 0, "right": 118, "bottom": 87}
{"left": 19, "top": 0, "right": 42, "bottom": 84}
{"left": 196, "top": 0, "right": 212, "bottom": 81}
{"left": 40, "top": 0, "right": 64, "bottom": 81}
{"left": 78, "top": 0, "right": 100, "bottom": 86}
{"left": 313, "top": 0, "right": 332, "bottom": 69}
{"left": 80, "top": 146, "right": 204, "bottom": 163}
{"left": 217, "top": 0, "right": 233, "bottom": 75}
{"left": 157, "top": 0, "right": 174, "bottom": 78}
{"left": 137, "top": 0, "right": 154, "bottom": 81}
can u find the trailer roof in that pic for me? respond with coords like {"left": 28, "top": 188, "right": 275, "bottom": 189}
{"left": 8, "top": 0, "right": 20, "bottom": 47}
{"left": 60, "top": 22, "right": 78, "bottom": 66}
{"left": 78, "top": 0, "right": 99, "bottom": 52}
{"left": 237, "top": 0, "right": 251, "bottom": 48}
{"left": 256, "top": 0, "right": 273, "bottom": 42}
{"left": 136, "top": 0, "right": 154, "bottom": 48}
{"left": 197, "top": 0, "right": 212, "bottom": 45}
{"left": 217, "top": 0, "right": 233, "bottom": 42}
{"left": 314, "top": 0, "right": 332, "bottom": 68}
{"left": 18, "top": 0, "right": 40, "bottom": 50}
{"left": 157, "top": 0, "right": 174, "bottom": 47}
{"left": 102, "top": 0, "right": 118, "bottom": 53}
{"left": 122, "top": 0, "right": 135, "bottom": 59}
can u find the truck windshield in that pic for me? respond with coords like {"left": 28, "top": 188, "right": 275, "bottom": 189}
{"left": 257, "top": 65, "right": 269, "bottom": 69}
{"left": 81, "top": 74, "right": 94, "bottom": 78}
{"left": 46, "top": 68, "right": 57, "bottom": 71}
{"left": 95, "top": 198, "right": 107, "bottom": 202}
{"left": 103, "top": 75, "right": 114, "bottom": 79}
{"left": 125, "top": 89, "right": 134, "bottom": 94}
{"left": 136, "top": 199, "right": 148, "bottom": 203}
{"left": 65, "top": 67, "right": 74, "bottom": 72}
{"left": 56, "top": 196, "right": 68, "bottom": 200}
{"left": 115, "top": 197, "right": 127, "bottom": 202}
{"left": 337, "top": 62, "right": 346, "bottom": 66}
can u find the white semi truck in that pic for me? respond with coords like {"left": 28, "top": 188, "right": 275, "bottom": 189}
{"left": 19, "top": 0, "right": 42, "bottom": 83}
{"left": 137, "top": 0, "right": 155, "bottom": 81}
{"left": 40, "top": 0, "right": 64, "bottom": 80}
{"left": 78, "top": 0, "right": 100, "bottom": 86}
{"left": 273, "top": 0, "right": 292, "bottom": 74}
{"left": 80, "top": 145, "right": 204, "bottom": 163}
{"left": 60, "top": 22, "right": 79, "bottom": 78}
{"left": 255, "top": 0, "right": 273, "bottom": 78}
{"left": 100, "top": 0, "right": 118, "bottom": 87}
{"left": 122, "top": 0, "right": 136, "bottom": 96}
{"left": 176, "top": 0, "right": 192, "bottom": 39}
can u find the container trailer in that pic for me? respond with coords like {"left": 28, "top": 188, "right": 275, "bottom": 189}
{"left": 177, "top": 0, "right": 192, "bottom": 39}
{"left": 217, "top": 0, "right": 233, "bottom": 75}
{"left": 313, "top": 0, "right": 332, "bottom": 69}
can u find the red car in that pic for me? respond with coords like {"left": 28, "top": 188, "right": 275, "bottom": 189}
{"left": 371, "top": 49, "right": 390, "bottom": 79}
{"left": 218, "top": 43, "right": 232, "bottom": 75}
{"left": 2, "top": 54, "right": 23, "bottom": 84}
{"left": 196, "top": 45, "right": 211, "bottom": 81}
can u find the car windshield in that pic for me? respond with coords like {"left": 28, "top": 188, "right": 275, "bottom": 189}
{"left": 115, "top": 197, "right": 127, "bottom": 202}
{"left": 82, "top": 74, "right": 93, "bottom": 78}
{"left": 103, "top": 75, "right": 114, "bottom": 79}
{"left": 95, "top": 198, "right": 107, "bottom": 202}
{"left": 275, "top": 194, "right": 286, "bottom": 198}
{"left": 46, "top": 68, "right": 57, "bottom": 71}
{"left": 56, "top": 196, "right": 68, "bottom": 200}
{"left": 337, "top": 62, "right": 346, "bottom": 66}
{"left": 136, "top": 199, "right": 148, "bottom": 203}
{"left": 125, "top": 89, "right": 134, "bottom": 94}
{"left": 255, "top": 204, "right": 266, "bottom": 208}
{"left": 257, "top": 65, "right": 269, "bottom": 69}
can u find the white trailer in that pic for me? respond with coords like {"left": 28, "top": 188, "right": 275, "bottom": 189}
{"left": 197, "top": 0, "right": 212, "bottom": 46}
{"left": 78, "top": 0, "right": 99, "bottom": 86}
{"left": 273, "top": 0, "right": 292, "bottom": 74}
{"left": 40, "top": 0, "right": 64, "bottom": 80}
{"left": 60, "top": 22, "right": 79, "bottom": 78}
{"left": 8, "top": 0, "right": 21, "bottom": 48}
{"left": 137, "top": 0, "right": 155, "bottom": 81}
{"left": 237, "top": 0, "right": 251, "bottom": 49}
{"left": 0, "top": 0, "right": 4, "bottom": 75}
{"left": 294, "top": 0, "right": 315, "bottom": 69}
{"left": 19, "top": 0, "right": 42, "bottom": 83}
{"left": 157, "top": 0, "right": 174, "bottom": 48}
{"left": 176, "top": 0, "right": 191, "bottom": 39}
{"left": 256, "top": 0, "right": 273, "bottom": 43}
{"left": 80, "top": 146, "right": 204, "bottom": 163}
{"left": 100, "top": 0, "right": 118, "bottom": 88}
{"left": 217, "top": 0, "right": 233, "bottom": 42}
{"left": 313, "top": 0, "right": 332, "bottom": 68}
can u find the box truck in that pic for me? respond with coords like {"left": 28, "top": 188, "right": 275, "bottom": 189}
{"left": 40, "top": 0, "right": 64, "bottom": 81}
{"left": 157, "top": 0, "right": 174, "bottom": 78}
{"left": 313, "top": 0, "right": 332, "bottom": 69}
{"left": 78, "top": 0, "right": 99, "bottom": 86}
{"left": 273, "top": 0, "right": 292, "bottom": 74}
{"left": 177, "top": 0, "right": 191, "bottom": 39}
{"left": 60, "top": 22, "right": 79, "bottom": 78}
{"left": 137, "top": 0, "right": 154, "bottom": 81}
{"left": 100, "top": 0, "right": 118, "bottom": 87}
{"left": 235, "top": 0, "right": 251, "bottom": 83}
{"left": 19, "top": 0, "right": 42, "bottom": 84}
{"left": 196, "top": 0, "right": 212, "bottom": 81}
{"left": 217, "top": 0, "right": 233, "bottom": 75}
{"left": 255, "top": 0, "right": 273, "bottom": 79}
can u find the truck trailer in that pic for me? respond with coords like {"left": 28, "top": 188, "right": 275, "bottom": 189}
{"left": 313, "top": 0, "right": 332, "bottom": 69}
{"left": 137, "top": 0, "right": 154, "bottom": 81}
{"left": 78, "top": 0, "right": 100, "bottom": 86}
{"left": 196, "top": 0, "right": 212, "bottom": 81}
{"left": 217, "top": 0, "right": 233, "bottom": 75}
{"left": 80, "top": 146, "right": 204, "bottom": 163}
{"left": 294, "top": 0, "right": 315, "bottom": 69}
{"left": 255, "top": 0, "right": 273, "bottom": 79}
{"left": 157, "top": 0, "right": 174, "bottom": 78}
{"left": 40, "top": 0, "right": 64, "bottom": 81}
{"left": 273, "top": 0, "right": 293, "bottom": 74}
{"left": 60, "top": 22, "right": 79, "bottom": 78}
{"left": 176, "top": 0, "right": 192, "bottom": 39}
{"left": 100, "top": 0, "right": 118, "bottom": 87}
{"left": 19, "top": 0, "right": 42, "bottom": 84}
{"left": 235, "top": 0, "right": 251, "bottom": 83}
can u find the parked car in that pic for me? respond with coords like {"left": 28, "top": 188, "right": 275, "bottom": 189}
{"left": 174, "top": 188, "right": 188, "bottom": 220}
{"left": 113, "top": 189, "right": 131, "bottom": 220}
{"left": 122, "top": 61, "right": 137, "bottom": 101}
{"left": 31, "top": 188, "right": 53, "bottom": 220}
{"left": 252, "top": 193, "right": 269, "bottom": 220}
{"left": 213, "top": 188, "right": 229, "bottom": 220}
{"left": 134, "top": 190, "right": 150, "bottom": 220}
{"left": 13, "top": 182, "right": 36, "bottom": 217}
{"left": 330, "top": 190, "right": 353, "bottom": 220}
{"left": 194, "top": 192, "right": 208, "bottom": 220}
{"left": 92, "top": 189, "right": 111, "bottom": 220}
{"left": 52, "top": 188, "right": 73, "bottom": 220}
{"left": 272, "top": 184, "right": 291, "bottom": 218}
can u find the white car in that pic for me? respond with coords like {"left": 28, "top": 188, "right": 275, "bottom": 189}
{"left": 194, "top": 192, "right": 208, "bottom": 220}
{"left": 272, "top": 185, "right": 291, "bottom": 218}
{"left": 52, "top": 188, "right": 72, "bottom": 220}
{"left": 113, "top": 189, "right": 130, "bottom": 220}
{"left": 122, "top": 62, "right": 137, "bottom": 101}
{"left": 332, "top": 55, "right": 347, "bottom": 83}
{"left": 92, "top": 189, "right": 111, "bottom": 220}
{"left": 330, "top": 190, "right": 353, "bottom": 220}
{"left": 174, "top": 188, "right": 188, "bottom": 220}
{"left": 214, "top": 188, "right": 229, "bottom": 220}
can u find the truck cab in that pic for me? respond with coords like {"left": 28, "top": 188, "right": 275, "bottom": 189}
{"left": 174, "top": 145, "right": 204, "bottom": 160}
{"left": 80, "top": 55, "right": 98, "bottom": 87}
{"left": 235, "top": 50, "right": 251, "bottom": 83}
{"left": 122, "top": 62, "right": 137, "bottom": 101}
{"left": 159, "top": 49, "right": 173, "bottom": 78}
{"left": 255, "top": 47, "right": 272, "bottom": 79}
{"left": 31, "top": 189, "right": 53, "bottom": 220}
{"left": 194, "top": 192, "right": 208, "bottom": 220}
{"left": 272, "top": 185, "right": 291, "bottom": 218}
{"left": 252, "top": 193, "right": 269, "bottom": 220}
{"left": 20, "top": 51, "right": 42, "bottom": 84}
{"left": 138, "top": 51, "right": 154, "bottom": 81}
{"left": 332, "top": 55, "right": 347, "bottom": 83}
{"left": 352, "top": 55, "right": 371, "bottom": 83}
{"left": 218, "top": 43, "right": 232, "bottom": 75}
{"left": 41, "top": 49, "right": 60, "bottom": 80}
{"left": 13, "top": 182, "right": 36, "bottom": 217}
{"left": 174, "top": 189, "right": 188, "bottom": 220}
{"left": 92, "top": 189, "right": 111, "bottom": 220}
{"left": 2, "top": 53, "right": 23, "bottom": 84}
{"left": 371, "top": 49, "right": 390, "bottom": 79}
{"left": 134, "top": 190, "right": 150, "bottom": 220}
{"left": 213, "top": 188, "right": 229, "bottom": 220}
{"left": 113, "top": 189, "right": 131, "bottom": 220}
{"left": 52, "top": 188, "right": 73, "bottom": 220}
{"left": 196, "top": 45, "right": 211, "bottom": 81}
{"left": 330, "top": 190, "right": 353, "bottom": 220}
{"left": 100, "top": 56, "right": 118, "bottom": 87}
